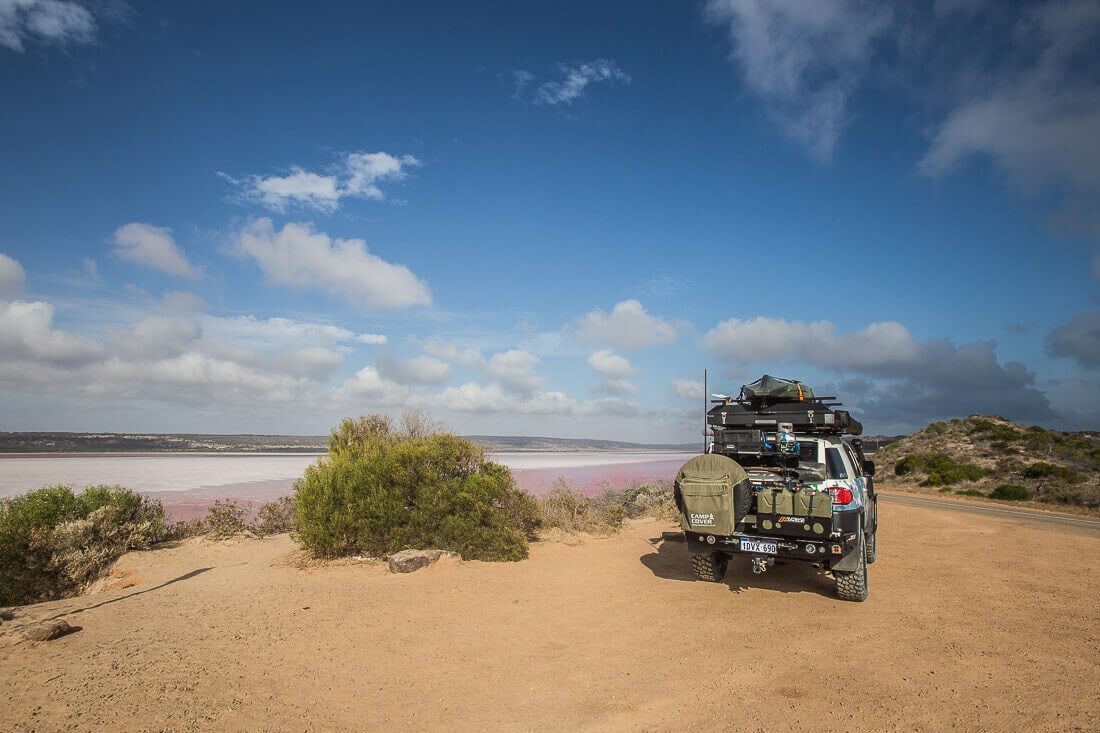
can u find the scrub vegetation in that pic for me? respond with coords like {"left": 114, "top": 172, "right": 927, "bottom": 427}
{"left": 0, "top": 485, "right": 168, "bottom": 606}
{"left": 293, "top": 412, "right": 540, "bottom": 561}
{"left": 4, "top": 413, "right": 1093, "bottom": 607}
{"left": 894, "top": 453, "right": 987, "bottom": 487}
{"left": 877, "top": 415, "right": 1099, "bottom": 509}
{"left": 535, "top": 478, "right": 678, "bottom": 534}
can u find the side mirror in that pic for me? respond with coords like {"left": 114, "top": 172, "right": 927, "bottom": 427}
{"left": 862, "top": 460, "right": 876, "bottom": 477}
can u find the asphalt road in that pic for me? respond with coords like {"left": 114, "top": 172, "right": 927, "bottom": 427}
{"left": 880, "top": 491, "right": 1100, "bottom": 536}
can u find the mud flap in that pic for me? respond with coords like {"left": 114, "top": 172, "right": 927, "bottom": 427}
{"left": 830, "top": 531, "right": 863, "bottom": 572}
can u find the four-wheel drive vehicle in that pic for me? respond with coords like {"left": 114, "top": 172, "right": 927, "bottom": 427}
{"left": 674, "top": 375, "right": 878, "bottom": 601}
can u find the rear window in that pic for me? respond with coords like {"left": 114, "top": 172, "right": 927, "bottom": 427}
{"left": 796, "top": 441, "right": 819, "bottom": 463}
{"left": 826, "top": 447, "right": 849, "bottom": 479}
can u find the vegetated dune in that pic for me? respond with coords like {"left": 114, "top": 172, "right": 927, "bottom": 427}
{"left": 1, "top": 495, "right": 1097, "bottom": 732}
{"left": 873, "top": 415, "right": 1099, "bottom": 509}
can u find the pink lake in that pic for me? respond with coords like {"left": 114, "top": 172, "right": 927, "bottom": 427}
{"left": 0, "top": 451, "right": 700, "bottom": 520}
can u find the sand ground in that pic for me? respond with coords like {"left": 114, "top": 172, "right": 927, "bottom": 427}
{"left": 1, "top": 494, "right": 1097, "bottom": 732}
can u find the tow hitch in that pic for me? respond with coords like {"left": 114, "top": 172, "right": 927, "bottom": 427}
{"left": 751, "top": 555, "right": 773, "bottom": 574}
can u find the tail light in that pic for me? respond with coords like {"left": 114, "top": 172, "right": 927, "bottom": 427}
{"left": 831, "top": 487, "right": 853, "bottom": 505}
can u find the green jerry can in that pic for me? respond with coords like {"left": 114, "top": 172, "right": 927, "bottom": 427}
{"left": 756, "top": 487, "right": 795, "bottom": 515}
{"left": 794, "top": 489, "right": 832, "bottom": 518}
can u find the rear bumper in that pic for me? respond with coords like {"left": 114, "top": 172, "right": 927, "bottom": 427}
{"left": 684, "top": 508, "right": 862, "bottom": 567}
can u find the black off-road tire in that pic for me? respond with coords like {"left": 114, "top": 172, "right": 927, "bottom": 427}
{"left": 864, "top": 530, "right": 877, "bottom": 564}
{"left": 835, "top": 536, "right": 868, "bottom": 602}
{"left": 691, "top": 552, "right": 728, "bottom": 582}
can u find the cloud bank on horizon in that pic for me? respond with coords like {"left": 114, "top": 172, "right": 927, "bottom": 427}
{"left": 1, "top": 1, "right": 1098, "bottom": 442}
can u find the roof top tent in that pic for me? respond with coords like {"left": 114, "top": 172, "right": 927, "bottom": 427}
{"left": 707, "top": 375, "right": 864, "bottom": 437}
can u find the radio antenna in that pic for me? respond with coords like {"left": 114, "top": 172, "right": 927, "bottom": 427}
{"left": 703, "top": 367, "right": 707, "bottom": 453}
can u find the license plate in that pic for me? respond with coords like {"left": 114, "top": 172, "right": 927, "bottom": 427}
{"left": 740, "top": 538, "right": 777, "bottom": 554}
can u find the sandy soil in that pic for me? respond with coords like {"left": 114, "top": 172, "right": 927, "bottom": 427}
{"left": 1, "top": 497, "right": 1097, "bottom": 732}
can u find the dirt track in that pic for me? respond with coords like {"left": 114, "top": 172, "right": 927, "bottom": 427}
{"left": 2, "top": 497, "right": 1097, "bottom": 732}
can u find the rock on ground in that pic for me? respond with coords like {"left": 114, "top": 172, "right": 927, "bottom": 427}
{"left": 22, "top": 620, "right": 76, "bottom": 643}
{"left": 387, "top": 549, "right": 461, "bottom": 573}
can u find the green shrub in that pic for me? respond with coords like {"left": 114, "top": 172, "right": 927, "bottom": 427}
{"left": 893, "top": 453, "right": 986, "bottom": 486}
{"left": 294, "top": 413, "right": 536, "bottom": 561}
{"left": 1039, "top": 483, "right": 1099, "bottom": 508}
{"left": 204, "top": 499, "right": 251, "bottom": 539}
{"left": 0, "top": 485, "right": 167, "bottom": 606}
{"left": 252, "top": 496, "right": 296, "bottom": 536}
{"left": 955, "top": 489, "right": 984, "bottom": 497}
{"left": 165, "top": 517, "right": 208, "bottom": 541}
{"left": 1022, "top": 462, "right": 1083, "bottom": 483}
{"left": 894, "top": 455, "right": 923, "bottom": 476}
{"left": 967, "top": 418, "right": 1020, "bottom": 442}
{"left": 990, "top": 484, "right": 1031, "bottom": 501}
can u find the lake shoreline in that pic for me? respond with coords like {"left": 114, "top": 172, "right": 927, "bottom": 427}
{"left": 0, "top": 451, "right": 702, "bottom": 520}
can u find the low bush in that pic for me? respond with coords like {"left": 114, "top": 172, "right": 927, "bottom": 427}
{"left": 253, "top": 496, "right": 296, "bottom": 536}
{"left": 165, "top": 517, "right": 207, "bottom": 541}
{"left": 534, "top": 479, "right": 678, "bottom": 533}
{"left": 204, "top": 499, "right": 251, "bottom": 539}
{"left": 967, "top": 418, "right": 1020, "bottom": 442}
{"left": 990, "top": 484, "right": 1031, "bottom": 501}
{"left": 0, "top": 485, "right": 167, "bottom": 606}
{"left": 294, "top": 413, "right": 538, "bottom": 561}
{"left": 955, "top": 489, "right": 985, "bottom": 497}
{"left": 537, "top": 480, "right": 625, "bottom": 534}
{"left": 895, "top": 453, "right": 986, "bottom": 486}
{"left": 1022, "top": 462, "right": 1084, "bottom": 483}
{"left": 1039, "top": 483, "right": 1099, "bottom": 508}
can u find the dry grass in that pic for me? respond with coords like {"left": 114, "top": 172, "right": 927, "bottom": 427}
{"left": 535, "top": 479, "right": 678, "bottom": 535}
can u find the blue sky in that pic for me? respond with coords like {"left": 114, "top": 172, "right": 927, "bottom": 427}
{"left": 1, "top": 0, "right": 1098, "bottom": 442}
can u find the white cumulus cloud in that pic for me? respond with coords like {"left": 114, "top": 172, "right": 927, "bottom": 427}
{"left": 587, "top": 348, "right": 638, "bottom": 378}
{"left": 704, "top": 317, "right": 922, "bottom": 369}
{"left": 221, "top": 151, "right": 421, "bottom": 214}
{"left": 672, "top": 379, "right": 705, "bottom": 400}
{"left": 0, "top": 0, "right": 96, "bottom": 52}
{"left": 576, "top": 300, "right": 677, "bottom": 351}
{"left": 232, "top": 218, "right": 431, "bottom": 310}
{"left": 342, "top": 366, "right": 410, "bottom": 406}
{"left": 0, "top": 252, "right": 26, "bottom": 297}
{"left": 703, "top": 315, "right": 1054, "bottom": 425}
{"left": 421, "top": 337, "right": 483, "bottom": 367}
{"left": 485, "top": 349, "right": 543, "bottom": 394}
{"left": 109, "top": 314, "right": 202, "bottom": 361}
{"left": 597, "top": 378, "right": 638, "bottom": 397}
{"left": 112, "top": 223, "right": 199, "bottom": 279}
{"left": 376, "top": 347, "right": 452, "bottom": 385}
{"left": 0, "top": 299, "right": 103, "bottom": 367}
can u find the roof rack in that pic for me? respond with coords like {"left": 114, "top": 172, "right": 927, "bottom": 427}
{"left": 706, "top": 393, "right": 863, "bottom": 436}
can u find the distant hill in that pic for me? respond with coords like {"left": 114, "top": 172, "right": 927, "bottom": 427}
{"left": 0, "top": 432, "right": 328, "bottom": 453}
{"left": 874, "top": 415, "right": 1099, "bottom": 510}
{"left": 0, "top": 431, "right": 697, "bottom": 454}
{"left": 465, "top": 435, "right": 698, "bottom": 452}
